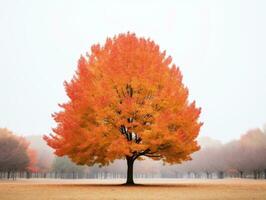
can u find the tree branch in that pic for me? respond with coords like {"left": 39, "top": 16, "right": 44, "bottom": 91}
{"left": 145, "top": 154, "right": 161, "bottom": 158}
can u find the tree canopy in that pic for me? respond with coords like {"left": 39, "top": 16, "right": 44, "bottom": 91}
{"left": 44, "top": 33, "right": 202, "bottom": 184}
{"left": 0, "top": 128, "right": 37, "bottom": 173}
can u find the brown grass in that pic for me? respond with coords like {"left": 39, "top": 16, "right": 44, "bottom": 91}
{"left": 0, "top": 178, "right": 266, "bottom": 200}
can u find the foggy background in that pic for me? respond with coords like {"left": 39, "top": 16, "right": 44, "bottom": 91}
{"left": 0, "top": 0, "right": 266, "bottom": 143}
{"left": 22, "top": 127, "right": 266, "bottom": 179}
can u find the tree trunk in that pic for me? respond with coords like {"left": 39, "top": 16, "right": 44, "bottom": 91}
{"left": 206, "top": 171, "right": 209, "bottom": 179}
{"left": 254, "top": 170, "right": 257, "bottom": 179}
{"left": 26, "top": 171, "right": 30, "bottom": 179}
{"left": 240, "top": 171, "right": 243, "bottom": 178}
{"left": 218, "top": 171, "right": 224, "bottom": 179}
{"left": 125, "top": 156, "right": 135, "bottom": 185}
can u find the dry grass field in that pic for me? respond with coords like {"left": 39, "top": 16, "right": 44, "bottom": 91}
{"left": 0, "top": 178, "right": 266, "bottom": 200}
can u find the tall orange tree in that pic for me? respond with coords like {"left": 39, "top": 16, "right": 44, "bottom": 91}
{"left": 44, "top": 33, "right": 202, "bottom": 185}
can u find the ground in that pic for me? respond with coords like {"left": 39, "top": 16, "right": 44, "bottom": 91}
{"left": 0, "top": 178, "right": 266, "bottom": 200}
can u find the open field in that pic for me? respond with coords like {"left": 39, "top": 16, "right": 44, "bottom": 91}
{"left": 1, "top": 178, "right": 266, "bottom": 200}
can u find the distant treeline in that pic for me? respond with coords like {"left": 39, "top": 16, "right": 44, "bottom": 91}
{"left": 172, "top": 127, "right": 266, "bottom": 179}
{"left": 1, "top": 126, "right": 266, "bottom": 180}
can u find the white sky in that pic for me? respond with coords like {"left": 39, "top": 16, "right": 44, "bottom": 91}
{"left": 0, "top": 0, "right": 265, "bottom": 142}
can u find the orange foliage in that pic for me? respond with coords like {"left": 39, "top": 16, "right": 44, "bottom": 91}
{"left": 26, "top": 148, "right": 38, "bottom": 172}
{"left": 18, "top": 136, "right": 39, "bottom": 172}
{"left": 44, "top": 33, "right": 202, "bottom": 167}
